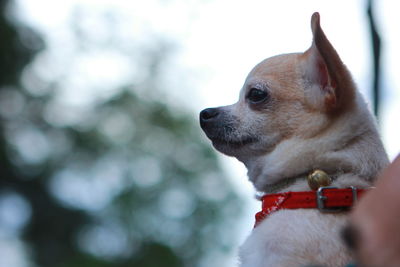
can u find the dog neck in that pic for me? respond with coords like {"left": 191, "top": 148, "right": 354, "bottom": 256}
{"left": 253, "top": 170, "right": 345, "bottom": 194}
{"left": 260, "top": 175, "right": 303, "bottom": 194}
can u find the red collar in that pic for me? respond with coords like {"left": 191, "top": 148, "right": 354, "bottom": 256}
{"left": 254, "top": 187, "right": 367, "bottom": 227}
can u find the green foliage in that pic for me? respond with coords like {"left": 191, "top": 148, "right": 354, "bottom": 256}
{"left": 0, "top": 1, "right": 43, "bottom": 85}
{"left": 0, "top": 1, "right": 243, "bottom": 267}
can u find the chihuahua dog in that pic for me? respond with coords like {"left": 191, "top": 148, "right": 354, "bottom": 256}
{"left": 200, "top": 13, "right": 388, "bottom": 267}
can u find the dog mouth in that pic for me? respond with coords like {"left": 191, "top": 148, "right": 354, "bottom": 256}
{"left": 201, "top": 122, "right": 259, "bottom": 150}
{"left": 211, "top": 136, "right": 258, "bottom": 146}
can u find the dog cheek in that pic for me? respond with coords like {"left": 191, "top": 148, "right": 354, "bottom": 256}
{"left": 240, "top": 113, "right": 264, "bottom": 137}
{"left": 260, "top": 110, "right": 292, "bottom": 140}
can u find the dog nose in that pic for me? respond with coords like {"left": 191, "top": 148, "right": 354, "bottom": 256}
{"left": 200, "top": 108, "right": 219, "bottom": 121}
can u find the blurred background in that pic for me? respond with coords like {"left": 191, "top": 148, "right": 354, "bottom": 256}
{"left": 0, "top": 0, "right": 398, "bottom": 267}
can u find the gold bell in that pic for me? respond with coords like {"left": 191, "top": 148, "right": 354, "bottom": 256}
{"left": 307, "top": 170, "right": 332, "bottom": 190}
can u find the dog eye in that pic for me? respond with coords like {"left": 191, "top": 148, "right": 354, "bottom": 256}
{"left": 247, "top": 88, "right": 269, "bottom": 104}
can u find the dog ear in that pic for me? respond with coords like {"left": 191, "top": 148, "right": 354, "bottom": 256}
{"left": 303, "top": 12, "right": 355, "bottom": 114}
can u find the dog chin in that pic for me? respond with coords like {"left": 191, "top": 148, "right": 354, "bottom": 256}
{"left": 210, "top": 137, "right": 259, "bottom": 156}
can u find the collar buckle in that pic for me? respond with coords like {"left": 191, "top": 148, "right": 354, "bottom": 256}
{"left": 316, "top": 186, "right": 355, "bottom": 212}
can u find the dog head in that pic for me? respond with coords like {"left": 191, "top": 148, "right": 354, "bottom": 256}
{"left": 200, "top": 13, "right": 378, "bottom": 191}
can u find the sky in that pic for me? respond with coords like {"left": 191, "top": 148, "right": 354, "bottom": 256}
{"left": 13, "top": 0, "right": 400, "bottom": 157}
{"left": 5, "top": 0, "right": 400, "bottom": 265}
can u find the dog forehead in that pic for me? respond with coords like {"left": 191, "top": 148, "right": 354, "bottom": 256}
{"left": 249, "top": 53, "right": 301, "bottom": 77}
{"left": 240, "top": 53, "right": 305, "bottom": 101}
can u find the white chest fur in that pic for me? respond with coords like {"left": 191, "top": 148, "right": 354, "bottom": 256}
{"left": 239, "top": 209, "right": 351, "bottom": 267}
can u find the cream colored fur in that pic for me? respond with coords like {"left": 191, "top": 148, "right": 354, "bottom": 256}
{"left": 199, "top": 12, "right": 388, "bottom": 267}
